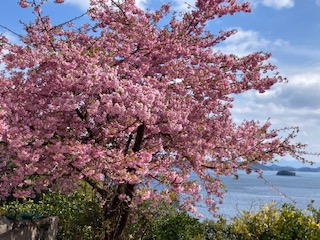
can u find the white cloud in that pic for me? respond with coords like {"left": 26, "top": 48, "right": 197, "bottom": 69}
{"left": 261, "top": 0, "right": 294, "bottom": 9}
{"left": 288, "top": 69, "right": 320, "bottom": 87}
{"left": 234, "top": 65, "right": 320, "bottom": 116}
{"left": 136, "top": 0, "right": 149, "bottom": 10}
{"left": 273, "top": 39, "right": 289, "bottom": 47}
{"left": 213, "top": 28, "right": 297, "bottom": 65}
{"left": 172, "top": 0, "right": 196, "bottom": 12}
{"left": 65, "top": 0, "right": 90, "bottom": 11}
{"left": 214, "top": 28, "right": 271, "bottom": 56}
{"left": 2, "top": 31, "right": 19, "bottom": 44}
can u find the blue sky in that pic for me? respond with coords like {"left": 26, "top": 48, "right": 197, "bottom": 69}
{"left": 1, "top": 0, "right": 320, "bottom": 163}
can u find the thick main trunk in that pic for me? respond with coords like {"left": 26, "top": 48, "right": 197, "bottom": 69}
{"left": 104, "top": 183, "right": 134, "bottom": 240}
{"left": 104, "top": 123, "right": 145, "bottom": 240}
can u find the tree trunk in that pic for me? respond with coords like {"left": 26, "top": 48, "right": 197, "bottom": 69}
{"left": 104, "top": 124, "right": 145, "bottom": 239}
{"left": 104, "top": 183, "right": 134, "bottom": 240}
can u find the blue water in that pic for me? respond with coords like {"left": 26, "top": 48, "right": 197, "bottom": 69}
{"left": 195, "top": 170, "right": 320, "bottom": 219}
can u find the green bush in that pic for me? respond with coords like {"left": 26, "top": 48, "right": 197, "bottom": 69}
{"left": 202, "top": 217, "right": 238, "bottom": 240}
{"left": 125, "top": 201, "right": 205, "bottom": 240}
{"left": 153, "top": 210, "right": 204, "bottom": 240}
{"left": 0, "top": 184, "right": 104, "bottom": 240}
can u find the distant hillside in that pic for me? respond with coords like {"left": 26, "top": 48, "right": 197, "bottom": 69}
{"left": 250, "top": 163, "right": 320, "bottom": 172}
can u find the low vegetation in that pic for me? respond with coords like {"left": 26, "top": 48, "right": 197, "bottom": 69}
{"left": 1, "top": 186, "right": 320, "bottom": 240}
{"left": 0, "top": 184, "right": 103, "bottom": 239}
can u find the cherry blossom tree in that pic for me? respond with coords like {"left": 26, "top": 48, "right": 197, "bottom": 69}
{"left": 0, "top": 0, "right": 310, "bottom": 238}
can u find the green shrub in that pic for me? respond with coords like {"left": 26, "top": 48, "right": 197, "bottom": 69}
{"left": 202, "top": 217, "right": 238, "bottom": 240}
{"left": 153, "top": 210, "right": 204, "bottom": 240}
{"left": 124, "top": 200, "right": 205, "bottom": 240}
{"left": 0, "top": 184, "right": 103, "bottom": 240}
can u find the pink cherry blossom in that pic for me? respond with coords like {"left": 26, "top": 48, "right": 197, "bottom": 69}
{"left": 19, "top": 0, "right": 30, "bottom": 8}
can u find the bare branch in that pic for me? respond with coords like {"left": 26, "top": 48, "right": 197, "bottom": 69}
{"left": 0, "top": 24, "right": 23, "bottom": 39}
{"left": 51, "top": 11, "right": 89, "bottom": 31}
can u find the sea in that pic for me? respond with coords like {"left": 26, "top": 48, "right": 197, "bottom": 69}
{"left": 195, "top": 170, "right": 320, "bottom": 220}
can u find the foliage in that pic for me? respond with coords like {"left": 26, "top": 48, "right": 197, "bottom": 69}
{"left": 2, "top": 192, "right": 320, "bottom": 240}
{"left": 0, "top": 192, "right": 206, "bottom": 240}
{"left": 0, "top": 184, "right": 104, "bottom": 240}
{"left": 123, "top": 200, "right": 205, "bottom": 240}
{"left": 127, "top": 201, "right": 320, "bottom": 240}
{"left": 124, "top": 200, "right": 174, "bottom": 239}
{"left": 0, "top": 0, "right": 311, "bottom": 238}
{"left": 202, "top": 217, "right": 238, "bottom": 240}
{"left": 153, "top": 210, "right": 204, "bottom": 240}
{"left": 231, "top": 202, "right": 320, "bottom": 240}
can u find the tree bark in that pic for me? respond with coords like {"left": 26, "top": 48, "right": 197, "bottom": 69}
{"left": 104, "top": 123, "right": 144, "bottom": 240}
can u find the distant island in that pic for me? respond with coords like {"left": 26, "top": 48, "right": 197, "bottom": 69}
{"left": 276, "top": 170, "right": 296, "bottom": 176}
{"left": 250, "top": 163, "right": 320, "bottom": 173}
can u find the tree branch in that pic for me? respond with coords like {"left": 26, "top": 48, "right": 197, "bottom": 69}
{"left": 51, "top": 11, "right": 89, "bottom": 31}
{"left": 0, "top": 24, "right": 23, "bottom": 39}
{"left": 133, "top": 123, "right": 145, "bottom": 153}
{"left": 68, "top": 163, "right": 107, "bottom": 198}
